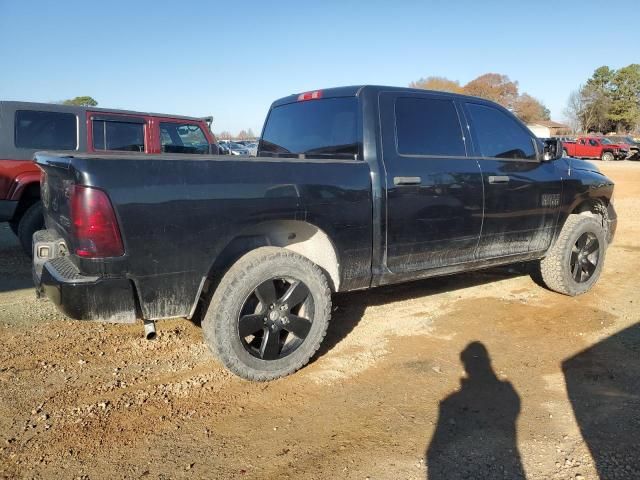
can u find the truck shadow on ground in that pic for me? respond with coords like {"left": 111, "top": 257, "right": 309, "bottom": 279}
{"left": 317, "top": 264, "right": 529, "bottom": 359}
{"left": 424, "top": 342, "right": 526, "bottom": 480}
{"left": 0, "top": 227, "right": 33, "bottom": 294}
{"left": 562, "top": 322, "right": 640, "bottom": 479}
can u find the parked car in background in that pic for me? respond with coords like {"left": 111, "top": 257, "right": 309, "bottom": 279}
{"left": 0, "top": 101, "right": 217, "bottom": 254}
{"left": 245, "top": 142, "right": 258, "bottom": 156}
{"left": 217, "top": 141, "right": 231, "bottom": 155}
{"left": 226, "top": 142, "right": 251, "bottom": 156}
{"left": 555, "top": 136, "right": 576, "bottom": 144}
{"left": 607, "top": 135, "right": 639, "bottom": 159}
{"left": 562, "top": 136, "right": 628, "bottom": 161}
{"left": 33, "top": 85, "right": 616, "bottom": 381}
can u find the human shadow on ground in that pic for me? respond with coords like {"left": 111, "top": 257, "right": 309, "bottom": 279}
{"left": 425, "top": 342, "right": 526, "bottom": 480}
{"left": 562, "top": 322, "right": 640, "bottom": 479}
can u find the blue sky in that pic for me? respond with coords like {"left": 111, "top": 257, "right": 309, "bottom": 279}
{"left": 1, "top": 0, "right": 638, "bottom": 134}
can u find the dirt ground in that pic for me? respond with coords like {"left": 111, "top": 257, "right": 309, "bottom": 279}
{"left": 1, "top": 162, "right": 639, "bottom": 480}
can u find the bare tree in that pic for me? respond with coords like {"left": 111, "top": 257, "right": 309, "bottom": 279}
{"left": 564, "top": 90, "right": 583, "bottom": 133}
{"left": 581, "top": 84, "right": 611, "bottom": 133}
{"left": 563, "top": 85, "right": 611, "bottom": 133}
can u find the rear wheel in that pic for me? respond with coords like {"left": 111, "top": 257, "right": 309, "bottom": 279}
{"left": 202, "top": 247, "right": 331, "bottom": 381}
{"left": 533, "top": 214, "right": 606, "bottom": 296}
{"left": 601, "top": 151, "right": 614, "bottom": 162}
{"left": 17, "top": 201, "right": 44, "bottom": 256}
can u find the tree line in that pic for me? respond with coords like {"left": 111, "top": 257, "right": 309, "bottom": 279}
{"left": 65, "top": 66, "right": 639, "bottom": 136}
{"left": 564, "top": 64, "right": 640, "bottom": 134}
{"left": 216, "top": 129, "right": 257, "bottom": 140}
{"left": 409, "top": 74, "right": 550, "bottom": 123}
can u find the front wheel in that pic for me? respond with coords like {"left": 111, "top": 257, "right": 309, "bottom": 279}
{"left": 533, "top": 214, "right": 606, "bottom": 296}
{"left": 601, "top": 151, "right": 614, "bottom": 162}
{"left": 202, "top": 247, "right": 331, "bottom": 381}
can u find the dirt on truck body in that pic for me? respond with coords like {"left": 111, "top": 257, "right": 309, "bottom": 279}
{"left": 0, "top": 161, "right": 639, "bottom": 479}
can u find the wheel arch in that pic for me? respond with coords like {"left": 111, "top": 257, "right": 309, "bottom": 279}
{"left": 10, "top": 180, "right": 41, "bottom": 222}
{"left": 208, "top": 220, "right": 341, "bottom": 293}
{"left": 571, "top": 197, "right": 609, "bottom": 217}
{"left": 567, "top": 196, "right": 611, "bottom": 240}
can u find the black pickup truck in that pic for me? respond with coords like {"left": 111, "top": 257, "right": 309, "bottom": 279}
{"left": 33, "top": 86, "right": 617, "bottom": 381}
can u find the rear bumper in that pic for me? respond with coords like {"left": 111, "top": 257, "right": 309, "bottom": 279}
{"left": 0, "top": 200, "right": 18, "bottom": 222}
{"left": 33, "top": 230, "right": 137, "bottom": 323}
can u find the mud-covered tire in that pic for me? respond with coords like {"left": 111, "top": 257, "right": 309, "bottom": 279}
{"left": 202, "top": 247, "right": 331, "bottom": 381}
{"left": 17, "top": 201, "right": 44, "bottom": 256}
{"left": 533, "top": 214, "right": 606, "bottom": 296}
{"left": 601, "top": 151, "right": 614, "bottom": 162}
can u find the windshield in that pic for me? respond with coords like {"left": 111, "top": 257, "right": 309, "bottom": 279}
{"left": 260, "top": 97, "right": 359, "bottom": 159}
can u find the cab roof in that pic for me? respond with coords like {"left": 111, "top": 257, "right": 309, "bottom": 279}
{"left": 270, "top": 85, "right": 491, "bottom": 108}
{"left": 0, "top": 100, "right": 209, "bottom": 122}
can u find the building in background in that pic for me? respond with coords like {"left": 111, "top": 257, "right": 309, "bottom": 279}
{"left": 527, "top": 120, "right": 571, "bottom": 138}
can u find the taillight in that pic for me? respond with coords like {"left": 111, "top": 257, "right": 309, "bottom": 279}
{"left": 70, "top": 185, "right": 124, "bottom": 258}
{"left": 297, "top": 90, "right": 323, "bottom": 101}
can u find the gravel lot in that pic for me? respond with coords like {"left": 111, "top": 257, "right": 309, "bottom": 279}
{"left": 1, "top": 162, "right": 639, "bottom": 480}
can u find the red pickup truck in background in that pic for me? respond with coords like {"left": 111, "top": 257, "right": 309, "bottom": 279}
{"left": 562, "top": 136, "right": 629, "bottom": 161}
{"left": 0, "top": 101, "right": 218, "bottom": 254}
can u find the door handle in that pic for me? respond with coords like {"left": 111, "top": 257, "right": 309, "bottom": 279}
{"left": 393, "top": 176, "right": 422, "bottom": 186}
{"left": 488, "top": 175, "right": 510, "bottom": 184}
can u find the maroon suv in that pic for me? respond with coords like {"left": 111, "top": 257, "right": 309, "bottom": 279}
{"left": 0, "top": 101, "right": 218, "bottom": 253}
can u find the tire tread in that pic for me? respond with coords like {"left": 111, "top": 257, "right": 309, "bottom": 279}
{"left": 203, "top": 247, "right": 331, "bottom": 381}
{"left": 535, "top": 214, "right": 605, "bottom": 296}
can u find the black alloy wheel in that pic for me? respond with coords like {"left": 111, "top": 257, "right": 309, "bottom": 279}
{"left": 570, "top": 232, "right": 600, "bottom": 283}
{"left": 237, "top": 277, "right": 314, "bottom": 360}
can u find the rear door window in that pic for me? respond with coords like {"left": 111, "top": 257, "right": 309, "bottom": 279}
{"left": 14, "top": 110, "right": 77, "bottom": 150}
{"left": 395, "top": 97, "right": 466, "bottom": 156}
{"left": 92, "top": 118, "right": 145, "bottom": 152}
{"left": 466, "top": 103, "right": 537, "bottom": 160}
{"left": 160, "top": 122, "right": 209, "bottom": 154}
{"left": 260, "top": 97, "right": 359, "bottom": 159}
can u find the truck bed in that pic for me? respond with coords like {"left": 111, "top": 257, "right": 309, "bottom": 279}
{"left": 35, "top": 152, "right": 373, "bottom": 320}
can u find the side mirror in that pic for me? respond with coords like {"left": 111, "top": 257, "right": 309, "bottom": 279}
{"left": 543, "top": 138, "right": 563, "bottom": 161}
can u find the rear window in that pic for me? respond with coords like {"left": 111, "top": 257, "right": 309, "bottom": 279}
{"left": 14, "top": 110, "right": 77, "bottom": 150}
{"left": 259, "top": 97, "right": 359, "bottom": 159}
{"left": 93, "top": 119, "right": 145, "bottom": 152}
